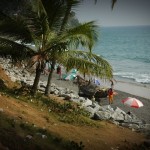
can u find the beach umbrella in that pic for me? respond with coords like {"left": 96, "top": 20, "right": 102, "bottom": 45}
{"left": 64, "top": 74, "right": 76, "bottom": 80}
{"left": 94, "top": 78, "right": 100, "bottom": 85}
{"left": 71, "top": 69, "right": 77, "bottom": 74}
{"left": 122, "top": 97, "right": 144, "bottom": 108}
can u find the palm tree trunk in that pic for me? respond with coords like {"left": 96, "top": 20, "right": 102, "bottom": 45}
{"left": 44, "top": 2, "right": 72, "bottom": 96}
{"left": 31, "top": 68, "right": 42, "bottom": 95}
{"left": 45, "top": 61, "right": 55, "bottom": 96}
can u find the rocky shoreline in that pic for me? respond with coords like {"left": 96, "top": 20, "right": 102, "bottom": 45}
{"left": 0, "top": 57, "right": 150, "bottom": 137}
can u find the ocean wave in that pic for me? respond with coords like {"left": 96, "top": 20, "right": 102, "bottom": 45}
{"left": 114, "top": 72, "right": 150, "bottom": 84}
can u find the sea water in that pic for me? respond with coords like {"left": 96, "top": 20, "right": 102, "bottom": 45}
{"left": 94, "top": 26, "right": 150, "bottom": 87}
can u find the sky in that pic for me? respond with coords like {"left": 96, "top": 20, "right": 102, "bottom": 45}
{"left": 75, "top": 0, "right": 150, "bottom": 27}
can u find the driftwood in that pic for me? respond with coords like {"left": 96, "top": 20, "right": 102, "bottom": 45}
{"left": 75, "top": 75, "right": 89, "bottom": 86}
{"left": 76, "top": 75, "right": 108, "bottom": 99}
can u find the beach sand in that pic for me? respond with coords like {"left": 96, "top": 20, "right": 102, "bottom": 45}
{"left": 41, "top": 73, "right": 150, "bottom": 124}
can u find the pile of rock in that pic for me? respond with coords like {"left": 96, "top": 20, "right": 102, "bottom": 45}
{"left": 0, "top": 57, "right": 150, "bottom": 134}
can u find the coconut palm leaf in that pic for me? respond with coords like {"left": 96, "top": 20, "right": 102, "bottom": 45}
{"left": 0, "top": 37, "right": 35, "bottom": 61}
{"left": 59, "top": 50, "right": 113, "bottom": 78}
{"left": 58, "top": 21, "right": 98, "bottom": 50}
{"left": 41, "top": 0, "right": 66, "bottom": 30}
{"left": 28, "top": 0, "right": 50, "bottom": 35}
{"left": 45, "top": 21, "right": 98, "bottom": 52}
{"left": 63, "top": 56, "right": 112, "bottom": 79}
{"left": 62, "top": 49, "right": 110, "bottom": 65}
{"left": 92, "top": 0, "right": 117, "bottom": 9}
{"left": 111, "top": 0, "right": 117, "bottom": 9}
{"left": 0, "top": 12, "right": 33, "bottom": 44}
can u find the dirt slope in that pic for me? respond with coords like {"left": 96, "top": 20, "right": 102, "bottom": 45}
{"left": 0, "top": 65, "right": 148, "bottom": 150}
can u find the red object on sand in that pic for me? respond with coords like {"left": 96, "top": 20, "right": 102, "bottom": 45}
{"left": 113, "top": 91, "right": 118, "bottom": 95}
{"left": 122, "top": 97, "right": 144, "bottom": 108}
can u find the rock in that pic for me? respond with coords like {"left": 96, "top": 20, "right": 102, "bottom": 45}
{"left": 84, "top": 104, "right": 100, "bottom": 118}
{"left": 100, "top": 105, "right": 114, "bottom": 112}
{"left": 65, "top": 88, "right": 70, "bottom": 94}
{"left": 40, "top": 84, "right": 46, "bottom": 88}
{"left": 81, "top": 99, "right": 92, "bottom": 107}
{"left": 94, "top": 110, "right": 112, "bottom": 120}
{"left": 50, "top": 87, "right": 55, "bottom": 93}
{"left": 111, "top": 107, "right": 126, "bottom": 121}
{"left": 144, "top": 124, "right": 150, "bottom": 130}
{"left": 51, "top": 83, "right": 56, "bottom": 87}
{"left": 129, "top": 124, "right": 139, "bottom": 129}
{"left": 42, "top": 135, "right": 47, "bottom": 139}
{"left": 53, "top": 89, "right": 59, "bottom": 95}
{"left": 26, "top": 135, "right": 33, "bottom": 140}
{"left": 0, "top": 108, "right": 4, "bottom": 112}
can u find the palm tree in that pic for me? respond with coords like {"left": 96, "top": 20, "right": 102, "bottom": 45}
{"left": 0, "top": 0, "right": 66, "bottom": 95}
{"left": 0, "top": 0, "right": 113, "bottom": 96}
{"left": 44, "top": 0, "right": 113, "bottom": 95}
{"left": 44, "top": 20, "right": 113, "bottom": 95}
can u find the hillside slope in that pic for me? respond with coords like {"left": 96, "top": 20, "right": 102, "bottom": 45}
{"left": 0, "top": 65, "right": 149, "bottom": 150}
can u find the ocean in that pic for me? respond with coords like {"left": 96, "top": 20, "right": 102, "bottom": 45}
{"left": 94, "top": 25, "right": 150, "bottom": 87}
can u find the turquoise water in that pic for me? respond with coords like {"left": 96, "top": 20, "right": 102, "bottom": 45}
{"left": 94, "top": 26, "right": 150, "bottom": 86}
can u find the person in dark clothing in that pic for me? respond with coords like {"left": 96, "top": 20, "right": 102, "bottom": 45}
{"left": 57, "top": 65, "right": 62, "bottom": 79}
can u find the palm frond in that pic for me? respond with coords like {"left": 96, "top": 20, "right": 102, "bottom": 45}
{"left": 0, "top": 13, "right": 33, "bottom": 43}
{"left": 111, "top": 0, "right": 117, "bottom": 9}
{"left": 46, "top": 42, "right": 68, "bottom": 60}
{"left": 59, "top": 21, "right": 98, "bottom": 50}
{"left": 57, "top": 50, "right": 113, "bottom": 79}
{"left": 0, "top": 37, "right": 35, "bottom": 61}
{"left": 41, "top": 0, "right": 66, "bottom": 31}
{"left": 29, "top": 0, "right": 50, "bottom": 34}
{"left": 64, "top": 56, "right": 113, "bottom": 79}
{"left": 64, "top": 49, "right": 112, "bottom": 67}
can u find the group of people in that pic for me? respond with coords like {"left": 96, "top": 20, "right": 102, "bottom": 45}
{"left": 43, "top": 62, "right": 62, "bottom": 79}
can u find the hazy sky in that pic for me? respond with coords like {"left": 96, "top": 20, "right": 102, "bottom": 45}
{"left": 75, "top": 0, "right": 150, "bottom": 26}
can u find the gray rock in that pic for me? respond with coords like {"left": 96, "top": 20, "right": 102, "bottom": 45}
{"left": 129, "top": 124, "right": 140, "bottom": 129}
{"left": 53, "top": 89, "right": 59, "bottom": 95}
{"left": 84, "top": 104, "right": 100, "bottom": 118}
{"left": 94, "top": 110, "right": 112, "bottom": 120}
{"left": 26, "top": 135, "right": 33, "bottom": 140}
{"left": 81, "top": 99, "right": 92, "bottom": 107}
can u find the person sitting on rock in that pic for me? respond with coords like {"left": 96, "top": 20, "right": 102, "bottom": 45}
{"left": 91, "top": 95, "right": 95, "bottom": 105}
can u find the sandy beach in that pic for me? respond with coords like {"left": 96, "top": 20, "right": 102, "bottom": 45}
{"left": 41, "top": 73, "right": 150, "bottom": 124}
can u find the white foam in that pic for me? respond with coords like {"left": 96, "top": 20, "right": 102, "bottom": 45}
{"left": 114, "top": 72, "right": 150, "bottom": 84}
